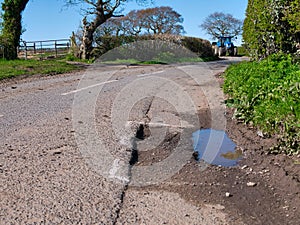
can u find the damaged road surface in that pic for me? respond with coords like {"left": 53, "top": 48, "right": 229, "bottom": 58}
{"left": 1, "top": 58, "right": 299, "bottom": 224}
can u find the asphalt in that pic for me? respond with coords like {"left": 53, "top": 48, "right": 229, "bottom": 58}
{"left": 0, "top": 58, "right": 246, "bottom": 224}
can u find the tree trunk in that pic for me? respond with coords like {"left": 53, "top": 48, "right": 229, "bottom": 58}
{"left": 78, "top": 17, "right": 103, "bottom": 60}
{"left": 1, "top": 0, "right": 29, "bottom": 60}
{"left": 75, "top": 0, "right": 124, "bottom": 59}
{"left": 79, "top": 24, "right": 94, "bottom": 60}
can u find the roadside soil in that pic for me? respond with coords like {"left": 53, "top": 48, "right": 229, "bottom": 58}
{"left": 121, "top": 71, "right": 300, "bottom": 225}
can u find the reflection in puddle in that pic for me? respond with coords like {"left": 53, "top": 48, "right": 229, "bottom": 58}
{"left": 221, "top": 149, "right": 243, "bottom": 160}
{"left": 192, "top": 129, "right": 242, "bottom": 167}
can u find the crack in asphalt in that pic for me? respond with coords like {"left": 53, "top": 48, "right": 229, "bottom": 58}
{"left": 113, "top": 97, "right": 156, "bottom": 224}
{"left": 113, "top": 185, "right": 129, "bottom": 225}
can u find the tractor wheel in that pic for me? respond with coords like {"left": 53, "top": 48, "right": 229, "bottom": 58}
{"left": 219, "top": 47, "right": 226, "bottom": 56}
{"left": 228, "top": 46, "right": 236, "bottom": 56}
{"left": 213, "top": 46, "right": 219, "bottom": 56}
{"left": 218, "top": 47, "right": 224, "bottom": 57}
{"left": 234, "top": 47, "right": 238, "bottom": 56}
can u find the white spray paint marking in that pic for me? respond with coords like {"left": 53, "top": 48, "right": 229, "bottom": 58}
{"left": 119, "top": 136, "right": 131, "bottom": 147}
{"left": 126, "top": 120, "right": 194, "bottom": 128}
{"left": 61, "top": 80, "right": 118, "bottom": 96}
{"left": 109, "top": 159, "right": 130, "bottom": 183}
{"left": 137, "top": 70, "right": 165, "bottom": 77}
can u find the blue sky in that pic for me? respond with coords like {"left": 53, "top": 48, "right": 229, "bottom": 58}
{"left": 1, "top": 0, "right": 248, "bottom": 44}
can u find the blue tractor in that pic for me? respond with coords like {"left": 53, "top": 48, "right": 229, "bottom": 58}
{"left": 212, "top": 36, "right": 238, "bottom": 56}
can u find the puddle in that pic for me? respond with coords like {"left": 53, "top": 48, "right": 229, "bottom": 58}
{"left": 192, "top": 129, "right": 242, "bottom": 167}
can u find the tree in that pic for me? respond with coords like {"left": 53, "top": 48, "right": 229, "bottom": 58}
{"left": 94, "top": 6, "right": 184, "bottom": 38}
{"left": 91, "top": 6, "right": 185, "bottom": 56}
{"left": 1, "top": 0, "right": 152, "bottom": 60}
{"left": 138, "top": 6, "right": 184, "bottom": 35}
{"left": 1, "top": 0, "right": 29, "bottom": 59}
{"left": 67, "top": 0, "right": 152, "bottom": 59}
{"left": 122, "top": 10, "right": 144, "bottom": 35}
{"left": 0, "top": 13, "right": 3, "bottom": 31}
{"left": 243, "top": 0, "right": 300, "bottom": 60}
{"left": 200, "top": 12, "right": 243, "bottom": 39}
{"left": 92, "top": 17, "right": 130, "bottom": 55}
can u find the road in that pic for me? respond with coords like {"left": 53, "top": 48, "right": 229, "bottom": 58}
{"left": 1, "top": 58, "right": 247, "bottom": 224}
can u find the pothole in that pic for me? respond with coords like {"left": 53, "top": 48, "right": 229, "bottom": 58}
{"left": 135, "top": 123, "right": 151, "bottom": 140}
{"left": 130, "top": 124, "right": 149, "bottom": 165}
{"left": 130, "top": 123, "right": 180, "bottom": 166}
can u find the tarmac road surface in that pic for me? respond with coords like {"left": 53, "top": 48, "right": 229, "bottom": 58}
{"left": 0, "top": 58, "right": 246, "bottom": 224}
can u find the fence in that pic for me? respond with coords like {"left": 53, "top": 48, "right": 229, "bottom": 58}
{"left": 18, "top": 39, "right": 71, "bottom": 59}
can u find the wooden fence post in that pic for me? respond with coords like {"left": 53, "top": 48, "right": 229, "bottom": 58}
{"left": 40, "top": 41, "right": 43, "bottom": 54}
{"left": 55, "top": 41, "right": 58, "bottom": 58}
{"left": 23, "top": 41, "right": 27, "bottom": 60}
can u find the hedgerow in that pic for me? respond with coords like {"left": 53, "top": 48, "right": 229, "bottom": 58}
{"left": 93, "top": 34, "right": 214, "bottom": 58}
{"left": 223, "top": 53, "right": 300, "bottom": 154}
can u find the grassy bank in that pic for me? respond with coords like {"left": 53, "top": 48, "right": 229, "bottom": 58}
{"left": 223, "top": 54, "right": 300, "bottom": 154}
{"left": 99, "top": 56, "right": 219, "bottom": 65}
{"left": 0, "top": 59, "right": 80, "bottom": 80}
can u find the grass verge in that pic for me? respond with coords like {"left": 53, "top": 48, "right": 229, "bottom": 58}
{"left": 99, "top": 56, "right": 219, "bottom": 65}
{"left": 0, "top": 59, "right": 80, "bottom": 80}
{"left": 223, "top": 53, "right": 300, "bottom": 154}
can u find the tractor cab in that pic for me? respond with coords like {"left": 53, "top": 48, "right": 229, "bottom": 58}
{"left": 217, "top": 36, "right": 233, "bottom": 48}
{"left": 213, "top": 36, "right": 238, "bottom": 56}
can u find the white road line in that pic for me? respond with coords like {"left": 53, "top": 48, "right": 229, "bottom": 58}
{"left": 0, "top": 114, "right": 3, "bottom": 118}
{"left": 61, "top": 80, "right": 118, "bottom": 96}
{"left": 137, "top": 70, "right": 165, "bottom": 77}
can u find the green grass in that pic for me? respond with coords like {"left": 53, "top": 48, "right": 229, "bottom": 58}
{"left": 223, "top": 53, "right": 300, "bottom": 154}
{"left": 99, "top": 56, "right": 218, "bottom": 65}
{"left": 0, "top": 59, "right": 80, "bottom": 80}
{"left": 100, "top": 59, "right": 170, "bottom": 65}
{"left": 65, "top": 53, "right": 94, "bottom": 64}
{"left": 237, "top": 46, "right": 250, "bottom": 57}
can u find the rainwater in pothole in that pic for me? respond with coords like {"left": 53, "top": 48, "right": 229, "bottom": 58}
{"left": 192, "top": 129, "right": 242, "bottom": 167}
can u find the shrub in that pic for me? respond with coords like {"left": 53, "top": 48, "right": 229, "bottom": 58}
{"left": 223, "top": 53, "right": 300, "bottom": 154}
{"left": 237, "top": 45, "right": 249, "bottom": 56}
{"left": 243, "top": 0, "right": 300, "bottom": 60}
{"left": 93, "top": 34, "right": 214, "bottom": 58}
{"left": 181, "top": 36, "right": 214, "bottom": 57}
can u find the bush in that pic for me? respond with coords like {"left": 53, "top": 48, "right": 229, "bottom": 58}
{"left": 223, "top": 53, "right": 300, "bottom": 154}
{"left": 93, "top": 34, "right": 214, "bottom": 59}
{"left": 237, "top": 45, "right": 249, "bottom": 56}
{"left": 181, "top": 36, "right": 214, "bottom": 57}
{"left": 243, "top": 0, "right": 300, "bottom": 60}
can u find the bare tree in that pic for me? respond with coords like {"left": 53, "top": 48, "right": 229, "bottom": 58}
{"left": 94, "top": 18, "right": 125, "bottom": 37}
{"left": 95, "top": 6, "right": 184, "bottom": 38}
{"left": 200, "top": 12, "right": 242, "bottom": 39}
{"left": 122, "top": 10, "right": 144, "bottom": 35}
{"left": 67, "top": 0, "right": 151, "bottom": 59}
